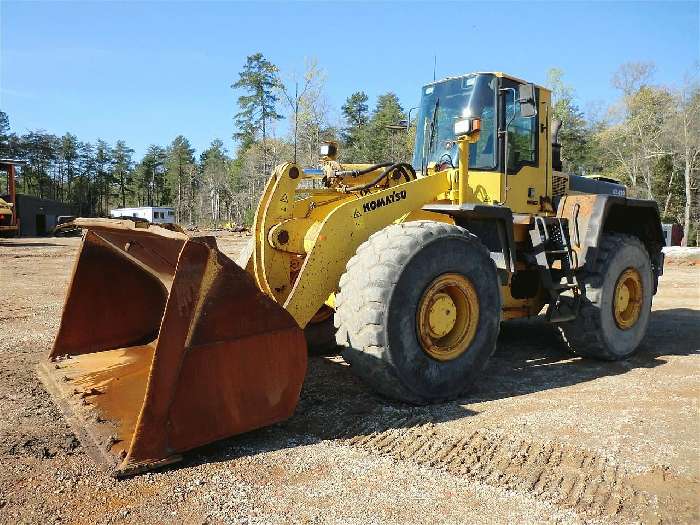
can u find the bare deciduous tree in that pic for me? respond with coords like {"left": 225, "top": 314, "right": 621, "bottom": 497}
{"left": 665, "top": 74, "right": 700, "bottom": 245}
{"left": 598, "top": 63, "right": 673, "bottom": 200}
{"left": 279, "top": 59, "right": 333, "bottom": 168}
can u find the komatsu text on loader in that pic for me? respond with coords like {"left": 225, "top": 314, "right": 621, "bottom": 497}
{"left": 39, "top": 72, "right": 664, "bottom": 476}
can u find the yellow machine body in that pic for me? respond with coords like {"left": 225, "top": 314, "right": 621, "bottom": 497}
{"left": 46, "top": 71, "right": 656, "bottom": 476}
{"left": 246, "top": 73, "right": 556, "bottom": 327}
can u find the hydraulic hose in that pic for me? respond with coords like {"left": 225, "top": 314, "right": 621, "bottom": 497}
{"left": 389, "top": 162, "right": 417, "bottom": 182}
{"left": 334, "top": 162, "right": 393, "bottom": 178}
{"left": 343, "top": 162, "right": 416, "bottom": 193}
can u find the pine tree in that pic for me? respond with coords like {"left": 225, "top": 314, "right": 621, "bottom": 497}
{"left": 18, "top": 131, "right": 58, "bottom": 198}
{"left": 0, "top": 110, "right": 12, "bottom": 158}
{"left": 232, "top": 53, "right": 283, "bottom": 171}
{"left": 94, "top": 139, "right": 113, "bottom": 215}
{"left": 59, "top": 133, "right": 80, "bottom": 202}
{"left": 135, "top": 145, "right": 167, "bottom": 206}
{"left": 342, "top": 91, "right": 369, "bottom": 128}
{"left": 77, "top": 141, "right": 95, "bottom": 216}
{"left": 341, "top": 91, "right": 370, "bottom": 162}
{"left": 200, "top": 139, "right": 231, "bottom": 225}
{"left": 367, "top": 93, "right": 409, "bottom": 163}
{"left": 165, "top": 136, "right": 195, "bottom": 223}
{"left": 112, "top": 140, "right": 134, "bottom": 208}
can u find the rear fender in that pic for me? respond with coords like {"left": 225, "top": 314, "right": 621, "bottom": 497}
{"left": 557, "top": 194, "right": 664, "bottom": 280}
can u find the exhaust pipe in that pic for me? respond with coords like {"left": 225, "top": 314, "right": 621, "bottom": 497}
{"left": 551, "top": 118, "right": 563, "bottom": 172}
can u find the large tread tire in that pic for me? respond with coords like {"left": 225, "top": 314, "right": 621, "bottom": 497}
{"left": 335, "top": 220, "right": 501, "bottom": 404}
{"left": 559, "top": 233, "right": 653, "bottom": 360}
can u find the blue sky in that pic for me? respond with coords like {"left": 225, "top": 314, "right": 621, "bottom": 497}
{"left": 1, "top": 1, "right": 698, "bottom": 158}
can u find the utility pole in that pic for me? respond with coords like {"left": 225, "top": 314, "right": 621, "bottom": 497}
{"left": 294, "top": 82, "right": 298, "bottom": 164}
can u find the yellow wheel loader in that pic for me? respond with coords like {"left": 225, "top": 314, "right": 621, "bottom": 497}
{"left": 0, "top": 159, "right": 22, "bottom": 236}
{"left": 39, "top": 72, "right": 665, "bottom": 476}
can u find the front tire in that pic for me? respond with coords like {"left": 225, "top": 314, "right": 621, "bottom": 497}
{"left": 335, "top": 221, "right": 501, "bottom": 404}
{"left": 559, "top": 233, "right": 653, "bottom": 360}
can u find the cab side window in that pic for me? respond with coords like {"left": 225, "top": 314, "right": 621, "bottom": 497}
{"left": 505, "top": 89, "right": 537, "bottom": 171}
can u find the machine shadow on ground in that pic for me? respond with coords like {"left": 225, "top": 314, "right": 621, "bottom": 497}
{"left": 180, "top": 308, "right": 699, "bottom": 473}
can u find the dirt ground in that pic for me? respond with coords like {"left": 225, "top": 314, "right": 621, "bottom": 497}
{"left": 0, "top": 233, "right": 698, "bottom": 525}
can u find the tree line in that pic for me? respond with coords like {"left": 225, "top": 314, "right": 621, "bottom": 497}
{"left": 549, "top": 63, "right": 699, "bottom": 244}
{"left": 0, "top": 56, "right": 697, "bottom": 243}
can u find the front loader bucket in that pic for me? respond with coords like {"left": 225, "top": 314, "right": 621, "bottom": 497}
{"left": 38, "top": 219, "right": 307, "bottom": 477}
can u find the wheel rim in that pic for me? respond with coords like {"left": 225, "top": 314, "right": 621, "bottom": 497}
{"left": 613, "top": 267, "right": 643, "bottom": 330}
{"left": 417, "top": 273, "right": 479, "bottom": 361}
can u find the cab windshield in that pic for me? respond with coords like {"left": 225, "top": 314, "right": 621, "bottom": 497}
{"left": 412, "top": 74, "right": 497, "bottom": 172}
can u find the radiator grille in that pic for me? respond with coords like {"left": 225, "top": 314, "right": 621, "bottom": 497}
{"left": 552, "top": 173, "right": 568, "bottom": 197}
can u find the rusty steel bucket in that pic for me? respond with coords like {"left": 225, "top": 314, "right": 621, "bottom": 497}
{"left": 38, "top": 219, "right": 307, "bottom": 477}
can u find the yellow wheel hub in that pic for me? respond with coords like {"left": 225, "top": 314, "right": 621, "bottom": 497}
{"left": 613, "top": 267, "right": 643, "bottom": 330}
{"left": 417, "top": 273, "right": 479, "bottom": 361}
{"left": 426, "top": 293, "right": 457, "bottom": 338}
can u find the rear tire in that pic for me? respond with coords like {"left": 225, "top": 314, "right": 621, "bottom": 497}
{"left": 559, "top": 233, "right": 653, "bottom": 360}
{"left": 335, "top": 221, "right": 501, "bottom": 404}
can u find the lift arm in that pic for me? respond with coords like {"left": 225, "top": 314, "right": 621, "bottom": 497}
{"left": 252, "top": 164, "right": 452, "bottom": 328}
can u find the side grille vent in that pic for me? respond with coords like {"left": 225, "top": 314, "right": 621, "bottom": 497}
{"left": 552, "top": 174, "right": 568, "bottom": 197}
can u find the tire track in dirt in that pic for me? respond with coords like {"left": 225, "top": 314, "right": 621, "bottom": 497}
{"left": 288, "top": 343, "right": 700, "bottom": 523}
{"left": 311, "top": 415, "right": 655, "bottom": 521}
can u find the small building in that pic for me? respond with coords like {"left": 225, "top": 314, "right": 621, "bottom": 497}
{"left": 661, "top": 223, "right": 683, "bottom": 246}
{"left": 0, "top": 193, "right": 76, "bottom": 236}
{"left": 110, "top": 206, "right": 175, "bottom": 224}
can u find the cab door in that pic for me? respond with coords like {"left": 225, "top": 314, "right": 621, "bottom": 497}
{"left": 499, "top": 77, "right": 549, "bottom": 215}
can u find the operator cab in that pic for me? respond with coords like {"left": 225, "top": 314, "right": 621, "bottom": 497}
{"left": 413, "top": 72, "right": 541, "bottom": 177}
{"left": 413, "top": 73, "right": 497, "bottom": 173}
{"left": 413, "top": 72, "right": 547, "bottom": 213}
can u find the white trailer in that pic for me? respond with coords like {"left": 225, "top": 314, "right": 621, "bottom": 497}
{"left": 110, "top": 206, "right": 175, "bottom": 224}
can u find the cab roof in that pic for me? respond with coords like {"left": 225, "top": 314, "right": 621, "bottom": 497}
{"left": 424, "top": 72, "right": 548, "bottom": 92}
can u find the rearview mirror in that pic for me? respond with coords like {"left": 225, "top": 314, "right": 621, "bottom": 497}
{"left": 518, "top": 83, "right": 537, "bottom": 118}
